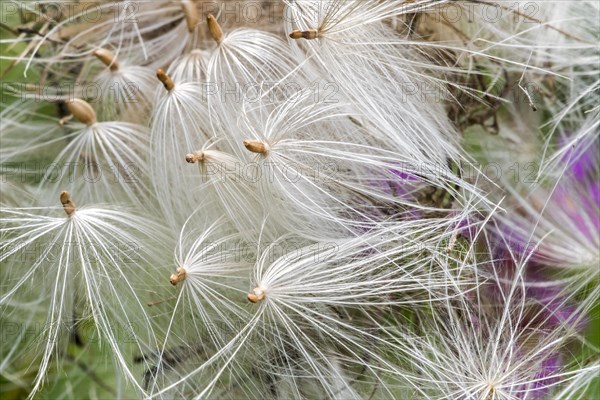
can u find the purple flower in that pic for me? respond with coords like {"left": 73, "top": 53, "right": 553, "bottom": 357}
{"left": 498, "top": 136, "right": 599, "bottom": 268}
{"left": 525, "top": 353, "right": 562, "bottom": 399}
{"left": 525, "top": 271, "right": 588, "bottom": 332}
{"left": 561, "top": 136, "right": 598, "bottom": 181}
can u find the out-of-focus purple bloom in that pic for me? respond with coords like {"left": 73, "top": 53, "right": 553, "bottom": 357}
{"left": 590, "top": 182, "right": 600, "bottom": 208}
{"left": 498, "top": 136, "right": 599, "bottom": 268}
{"left": 553, "top": 186, "right": 599, "bottom": 242}
{"left": 365, "top": 166, "right": 424, "bottom": 219}
{"left": 557, "top": 137, "right": 599, "bottom": 237}
{"left": 386, "top": 167, "right": 422, "bottom": 199}
{"left": 454, "top": 215, "right": 481, "bottom": 241}
{"left": 560, "top": 136, "right": 598, "bottom": 181}
{"left": 523, "top": 353, "right": 562, "bottom": 399}
{"left": 484, "top": 139, "right": 597, "bottom": 399}
{"left": 525, "top": 270, "right": 588, "bottom": 332}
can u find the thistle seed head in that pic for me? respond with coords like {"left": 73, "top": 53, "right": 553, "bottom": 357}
{"left": 157, "top": 68, "right": 175, "bottom": 91}
{"left": 65, "top": 99, "right": 97, "bottom": 126}
{"left": 185, "top": 151, "right": 205, "bottom": 164}
{"left": 207, "top": 14, "right": 224, "bottom": 44}
{"left": 247, "top": 287, "right": 266, "bottom": 303}
{"left": 170, "top": 267, "right": 187, "bottom": 285}
{"left": 243, "top": 140, "right": 268, "bottom": 155}
{"left": 60, "top": 191, "right": 76, "bottom": 217}
{"left": 289, "top": 29, "right": 319, "bottom": 40}
{"left": 93, "top": 48, "right": 119, "bottom": 72}
{"left": 181, "top": 0, "right": 199, "bottom": 33}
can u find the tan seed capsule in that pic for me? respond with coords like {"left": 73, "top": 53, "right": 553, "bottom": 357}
{"left": 185, "top": 151, "right": 205, "bottom": 164}
{"left": 65, "top": 99, "right": 97, "bottom": 126}
{"left": 169, "top": 267, "right": 187, "bottom": 285}
{"left": 181, "top": 0, "right": 198, "bottom": 33}
{"left": 289, "top": 29, "right": 318, "bottom": 40}
{"left": 60, "top": 191, "right": 76, "bottom": 217}
{"left": 156, "top": 68, "right": 175, "bottom": 91}
{"left": 93, "top": 48, "right": 119, "bottom": 71}
{"left": 243, "top": 140, "right": 268, "bottom": 155}
{"left": 147, "top": 296, "right": 177, "bottom": 307}
{"left": 207, "top": 14, "right": 224, "bottom": 44}
{"left": 247, "top": 287, "right": 265, "bottom": 303}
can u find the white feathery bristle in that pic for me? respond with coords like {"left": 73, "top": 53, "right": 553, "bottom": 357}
{"left": 0, "top": 192, "right": 170, "bottom": 398}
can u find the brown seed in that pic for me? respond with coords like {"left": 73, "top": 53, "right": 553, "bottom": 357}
{"left": 185, "top": 151, "right": 205, "bottom": 164}
{"left": 247, "top": 287, "right": 265, "bottom": 303}
{"left": 181, "top": 0, "right": 198, "bottom": 33}
{"left": 169, "top": 267, "right": 187, "bottom": 285}
{"left": 289, "top": 29, "right": 318, "bottom": 40}
{"left": 156, "top": 68, "right": 175, "bottom": 91}
{"left": 207, "top": 14, "right": 224, "bottom": 44}
{"left": 147, "top": 295, "right": 177, "bottom": 307}
{"left": 93, "top": 48, "right": 119, "bottom": 72}
{"left": 243, "top": 140, "right": 268, "bottom": 154}
{"left": 65, "top": 99, "right": 97, "bottom": 126}
{"left": 60, "top": 191, "right": 76, "bottom": 217}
